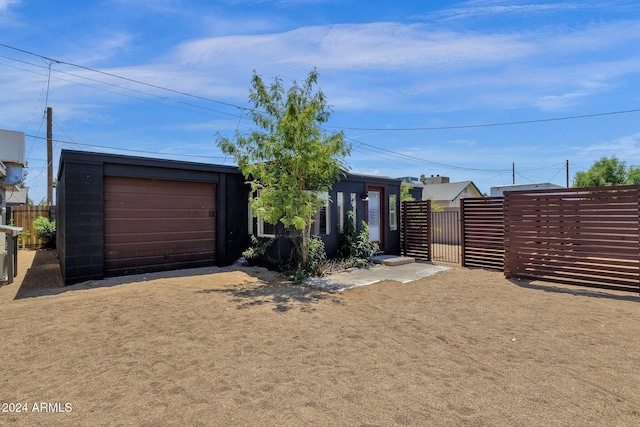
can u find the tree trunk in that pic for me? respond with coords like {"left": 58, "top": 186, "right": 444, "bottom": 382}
{"left": 301, "top": 223, "right": 311, "bottom": 266}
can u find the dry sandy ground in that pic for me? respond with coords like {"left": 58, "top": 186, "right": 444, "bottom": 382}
{"left": 1, "top": 250, "right": 640, "bottom": 426}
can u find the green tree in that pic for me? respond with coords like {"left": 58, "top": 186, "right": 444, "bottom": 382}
{"left": 400, "top": 182, "right": 415, "bottom": 202}
{"left": 573, "top": 156, "right": 640, "bottom": 187}
{"left": 217, "top": 70, "right": 351, "bottom": 267}
{"left": 626, "top": 166, "right": 640, "bottom": 185}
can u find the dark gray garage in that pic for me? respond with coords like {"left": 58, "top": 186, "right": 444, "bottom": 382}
{"left": 57, "top": 150, "right": 249, "bottom": 285}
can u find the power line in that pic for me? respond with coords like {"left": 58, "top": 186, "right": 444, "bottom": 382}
{"left": 0, "top": 54, "right": 249, "bottom": 122}
{"left": 331, "top": 109, "right": 640, "bottom": 131}
{"left": 3, "top": 43, "right": 639, "bottom": 134}
{"left": 0, "top": 43, "right": 248, "bottom": 112}
{"left": 344, "top": 134, "right": 512, "bottom": 172}
{"left": 24, "top": 133, "right": 228, "bottom": 160}
{"left": 1, "top": 42, "right": 632, "bottom": 185}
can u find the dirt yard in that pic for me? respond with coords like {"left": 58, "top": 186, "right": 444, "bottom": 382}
{"left": 1, "top": 250, "right": 640, "bottom": 426}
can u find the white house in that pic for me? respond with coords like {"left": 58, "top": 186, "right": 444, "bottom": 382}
{"left": 419, "top": 176, "right": 483, "bottom": 208}
{"left": 490, "top": 183, "right": 564, "bottom": 197}
{"left": 0, "top": 129, "right": 26, "bottom": 283}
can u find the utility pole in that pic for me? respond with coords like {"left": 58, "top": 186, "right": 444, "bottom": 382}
{"left": 566, "top": 159, "right": 569, "bottom": 187}
{"left": 512, "top": 162, "right": 515, "bottom": 185}
{"left": 47, "top": 107, "right": 53, "bottom": 206}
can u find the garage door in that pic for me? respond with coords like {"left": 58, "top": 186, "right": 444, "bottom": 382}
{"left": 104, "top": 176, "right": 216, "bottom": 276}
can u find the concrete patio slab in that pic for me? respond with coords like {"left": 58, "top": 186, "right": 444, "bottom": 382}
{"left": 373, "top": 255, "right": 416, "bottom": 266}
{"left": 308, "top": 262, "right": 451, "bottom": 292}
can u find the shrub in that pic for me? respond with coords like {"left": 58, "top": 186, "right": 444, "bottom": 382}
{"left": 33, "top": 216, "right": 56, "bottom": 249}
{"left": 338, "top": 211, "right": 358, "bottom": 259}
{"left": 353, "top": 221, "right": 379, "bottom": 267}
{"left": 338, "top": 211, "right": 378, "bottom": 267}
{"left": 242, "top": 235, "right": 271, "bottom": 260}
{"left": 305, "top": 235, "right": 327, "bottom": 276}
{"left": 289, "top": 235, "right": 327, "bottom": 284}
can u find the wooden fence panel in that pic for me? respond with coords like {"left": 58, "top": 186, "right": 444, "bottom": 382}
{"left": 11, "top": 205, "right": 52, "bottom": 249}
{"left": 402, "top": 200, "right": 431, "bottom": 261}
{"left": 461, "top": 197, "right": 504, "bottom": 269}
{"left": 504, "top": 186, "right": 640, "bottom": 293}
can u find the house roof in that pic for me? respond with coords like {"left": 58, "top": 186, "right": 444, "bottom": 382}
{"left": 421, "top": 181, "right": 482, "bottom": 201}
{"left": 5, "top": 186, "right": 28, "bottom": 205}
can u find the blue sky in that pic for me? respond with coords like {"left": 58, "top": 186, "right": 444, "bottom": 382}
{"left": 1, "top": 0, "right": 639, "bottom": 203}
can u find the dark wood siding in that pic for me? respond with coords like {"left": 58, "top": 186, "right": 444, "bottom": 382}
{"left": 104, "top": 176, "right": 216, "bottom": 276}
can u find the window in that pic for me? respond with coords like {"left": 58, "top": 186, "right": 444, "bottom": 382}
{"left": 258, "top": 219, "right": 277, "bottom": 238}
{"left": 312, "top": 192, "right": 330, "bottom": 235}
{"left": 254, "top": 190, "right": 329, "bottom": 237}
{"left": 389, "top": 194, "right": 397, "bottom": 231}
{"left": 253, "top": 190, "right": 277, "bottom": 238}
{"left": 337, "top": 192, "right": 344, "bottom": 231}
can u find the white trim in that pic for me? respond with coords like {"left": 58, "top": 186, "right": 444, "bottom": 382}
{"left": 389, "top": 194, "right": 397, "bottom": 231}
{"left": 312, "top": 191, "right": 330, "bottom": 235}
{"left": 337, "top": 192, "right": 344, "bottom": 231}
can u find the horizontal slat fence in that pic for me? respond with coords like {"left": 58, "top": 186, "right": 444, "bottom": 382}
{"left": 503, "top": 186, "right": 640, "bottom": 293}
{"left": 402, "top": 200, "right": 431, "bottom": 261}
{"left": 461, "top": 197, "right": 504, "bottom": 269}
{"left": 11, "top": 205, "right": 53, "bottom": 249}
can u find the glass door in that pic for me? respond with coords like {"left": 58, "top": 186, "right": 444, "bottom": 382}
{"left": 368, "top": 190, "right": 381, "bottom": 243}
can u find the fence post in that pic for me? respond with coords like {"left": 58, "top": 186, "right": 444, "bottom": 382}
{"left": 461, "top": 201, "right": 466, "bottom": 266}
{"left": 402, "top": 201, "right": 407, "bottom": 257}
{"left": 426, "top": 200, "right": 432, "bottom": 262}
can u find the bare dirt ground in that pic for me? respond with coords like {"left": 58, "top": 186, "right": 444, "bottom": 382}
{"left": 1, "top": 249, "right": 640, "bottom": 426}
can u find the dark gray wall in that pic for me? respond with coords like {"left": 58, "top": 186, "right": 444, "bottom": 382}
{"left": 327, "top": 174, "right": 402, "bottom": 256}
{"left": 57, "top": 150, "right": 249, "bottom": 285}
{"left": 260, "top": 173, "right": 402, "bottom": 262}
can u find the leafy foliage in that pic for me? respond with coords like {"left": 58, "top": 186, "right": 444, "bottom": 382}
{"left": 338, "top": 211, "right": 358, "bottom": 259}
{"left": 338, "top": 211, "right": 378, "bottom": 267}
{"left": 33, "top": 215, "right": 56, "bottom": 249}
{"left": 290, "top": 235, "right": 328, "bottom": 283}
{"left": 353, "top": 221, "right": 379, "bottom": 266}
{"left": 400, "top": 181, "right": 415, "bottom": 202}
{"left": 573, "top": 156, "right": 640, "bottom": 187}
{"left": 242, "top": 235, "right": 272, "bottom": 260}
{"left": 217, "top": 69, "right": 351, "bottom": 269}
{"left": 428, "top": 198, "right": 445, "bottom": 213}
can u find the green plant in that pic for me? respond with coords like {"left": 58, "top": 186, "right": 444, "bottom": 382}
{"left": 337, "top": 212, "right": 378, "bottom": 267}
{"left": 353, "top": 221, "right": 378, "bottom": 267}
{"left": 338, "top": 211, "right": 358, "bottom": 259}
{"left": 289, "top": 235, "right": 327, "bottom": 284}
{"left": 17, "top": 229, "right": 31, "bottom": 249}
{"left": 217, "top": 69, "right": 351, "bottom": 267}
{"left": 305, "top": 235, "right": 327, "bottom": 276}
{"left": 33, "top": 215, "right": 56, "bottom": 249}
{"left": 242, "top": 235, "right": 271, "bottom": 260}
{"left": 400, "top": 181, "right": 415, "bottom": 202}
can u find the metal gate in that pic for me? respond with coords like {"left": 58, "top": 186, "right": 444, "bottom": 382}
{"left": 431, "top": 210, "right": 461, "bottom": 264}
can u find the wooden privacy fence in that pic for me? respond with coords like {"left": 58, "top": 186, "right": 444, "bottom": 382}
{"left": 10, "top": 205, "right": 53, "bottom": 249}
{"left": 461, "top": 197, "right": 504, "bottom": 269}
{"left": 503, "top": 186, "right": 640, "bottom": 293}
{"left": 402, "top": 200, "right": 431, "bottom": 261}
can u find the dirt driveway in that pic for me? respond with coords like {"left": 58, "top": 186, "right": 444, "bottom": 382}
{"left": 1, "top": 250, "right": 640, "bottom": 426}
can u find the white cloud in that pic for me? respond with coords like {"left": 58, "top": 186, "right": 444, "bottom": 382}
{"left": 581, "top": 133, "right": 640, "bottom": 161}
{"left": 170, "top": 22, "right": 536, "bottom": 75}
{"left": 425, "top": 1, "right": 589, "bottom": 21}
{"left": 0, "top": 0, "right": 20, "bottom": 11}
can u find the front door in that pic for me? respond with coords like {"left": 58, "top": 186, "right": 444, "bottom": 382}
{"left": 367, "top": 186, "right": 384, "bottom": 250}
